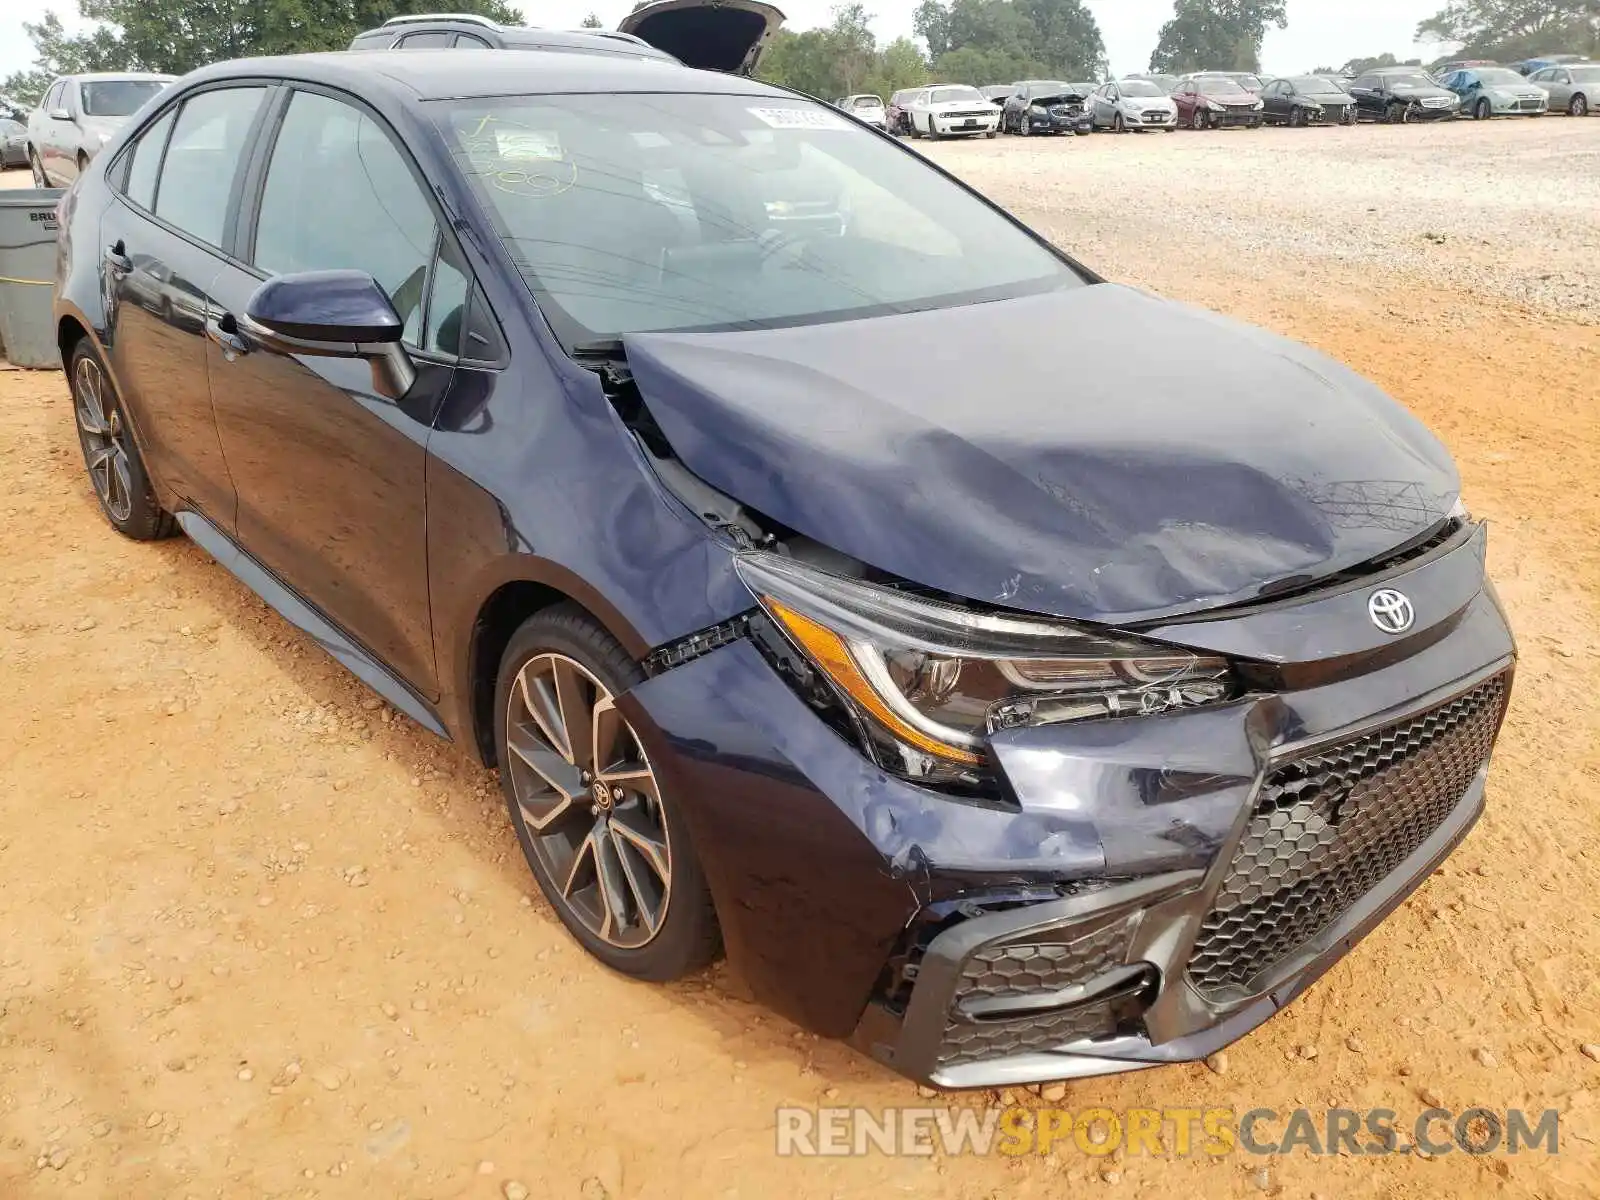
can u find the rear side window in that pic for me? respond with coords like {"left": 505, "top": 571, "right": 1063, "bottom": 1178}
{"left": 399, "top": 30, "right": 453, "bottom": 47}
{"left": 154, "top": 87, "right": 266, "bottom": 248}
{"left": 253, "top": 90, "right": 439, "bottom": 347}
{"left": 123, "top": 107, "right": 176, "bottom": 210}
{"left": 455, "top": 33, "right": 491, "bottom": 48}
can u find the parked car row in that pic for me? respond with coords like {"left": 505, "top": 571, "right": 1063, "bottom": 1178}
{"left": 899, "top": 60, "right": 1600, "bottom": 142}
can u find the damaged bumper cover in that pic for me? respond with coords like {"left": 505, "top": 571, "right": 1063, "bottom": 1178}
{"left": 620, "top": 525, "right": 1514, "bottom": 1085}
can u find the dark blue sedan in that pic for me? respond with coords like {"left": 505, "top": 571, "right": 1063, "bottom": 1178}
{"left": 52, "top": 33, "right": 1515, "bottom": 1089}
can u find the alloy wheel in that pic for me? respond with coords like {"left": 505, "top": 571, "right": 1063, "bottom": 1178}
{"left": 1571, "top": 95, "right": 1587, "bottom": 117}
{"left": 72, "top": 355, "right": 134, "bottom": 523}
{"left": 1475, "top": 98, "right": 1490, "bottom": 120}
{"left": 504, "top": 652, "right": 672, "bottom": 949}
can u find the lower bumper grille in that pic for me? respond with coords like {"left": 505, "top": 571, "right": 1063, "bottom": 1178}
{"left": 934, "top": 918, "right": 1132, "bottom": 1067}
{"left": 1187, "top": 674, "right": 1508, "bottom": 1000}
{"left": 1214, "top": 110, "right": 1259, "bottom": 126}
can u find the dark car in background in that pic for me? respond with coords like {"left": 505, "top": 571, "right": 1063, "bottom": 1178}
{"left": 54, "top": 40, "right": 1514, "bottom": 1089}
{"left": 1001, "top": 80, "right": 1093, "bottom": 136}
{"left": 980, "top": 84, "right": 1012, "bottom": 106}
{"left": 1259, "top": 76, "right": 1359, "bottom": 125}
{"left": 1, "top": 117, "right": 27, "bottom": 169}
{"left": 1172, "top": 75, "right": 1264, "bottom": 128}
{"left": 1348, "top": 67, "right": 1460, "bottom": 122}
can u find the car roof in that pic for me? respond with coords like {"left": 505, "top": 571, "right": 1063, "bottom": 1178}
{"left": 59, "top": 72, "right": 179, "bottom": 83}
{"left": 178, "top": 49, "right": 784, "bottom": 100}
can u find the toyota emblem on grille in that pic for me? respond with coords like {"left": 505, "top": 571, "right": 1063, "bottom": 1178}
{"left": 1367, "top": 588, "right": 1415, "bottom": 634}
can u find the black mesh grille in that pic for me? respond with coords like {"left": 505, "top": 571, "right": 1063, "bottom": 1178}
{"left": 1187, "top": 675, "right": 1508, "bottom": 999}
{"left": 934, "top": 919, "right": 1131, "bottom": 1067}
{"left": 936, "top": 1003, "right": 1115, "bottom": 1068}
{"left": 955, "top": 919, "right": 1129, "bottom": 1005}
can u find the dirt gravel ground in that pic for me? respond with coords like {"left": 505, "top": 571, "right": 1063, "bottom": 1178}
{"left": 1, "top": 121, "right": 1599, "bottom": 1198}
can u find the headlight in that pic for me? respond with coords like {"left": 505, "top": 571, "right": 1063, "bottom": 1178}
{"left": 737, "top": 553, "right": 1235, "bottom": 783}
{"left": 1206, "top": 100, "right": 1225, "bottom": 112}
{"left": 1252, "top": 99, "right": 1264, "bottom": 110}
{"left": 1030, "top": 103, "right": 1048, "bottom": 114}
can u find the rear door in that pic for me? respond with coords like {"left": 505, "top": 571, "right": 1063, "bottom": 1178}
{"left": 204, "top": 86, "right": 463, "bottom": 696}
{"left": 99, "top": 84, "right": 268, "bottom": 526}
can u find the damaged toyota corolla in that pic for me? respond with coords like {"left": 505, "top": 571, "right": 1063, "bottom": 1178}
{"left": 57, "top": 41, "right": 1514, "bottom": 1089}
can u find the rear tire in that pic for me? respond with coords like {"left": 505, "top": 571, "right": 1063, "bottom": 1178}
{"left": 495, "top": 604, "right": 721, "bottom": 982}
{"left": 67, "top": 339, "right": 177, "bottom": 541}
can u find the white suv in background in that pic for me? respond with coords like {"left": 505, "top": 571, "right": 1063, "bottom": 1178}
{"left": 906, "top": 85, "right": 1001, "bottom": 139}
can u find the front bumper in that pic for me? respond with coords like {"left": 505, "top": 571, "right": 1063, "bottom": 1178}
{"left": 623, "top": 525, "right": 1514, "bottom": 1084}
{"left": 933, "top": 114, "right": 999, "bottom": 136}
{"left": 1487, "top": 96, "right": 1549, "bottom": 114}
{"left": 1027, "top": 113, "right": 1092, "bottom": 134}
{"left": 1207, "top": 107, "right": 1264, "bottom": 127}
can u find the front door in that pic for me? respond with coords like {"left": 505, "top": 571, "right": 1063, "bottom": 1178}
{"left": 100, "top": 86, "right": 268, "bottom": 527}
{"left": 206, "top": 86, "right": 464, "bottom": 697}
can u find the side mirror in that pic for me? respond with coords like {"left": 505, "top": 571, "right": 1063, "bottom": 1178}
{"left": 242, "top": 269, "right": 416, "bottom": 400}
{"left": 50, "top": 107, "right": 72, "bottom": 122}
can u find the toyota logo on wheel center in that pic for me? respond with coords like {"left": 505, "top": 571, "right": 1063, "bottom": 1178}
{"left": 1368, "top": 588, "right": 1415, "bottom": 634}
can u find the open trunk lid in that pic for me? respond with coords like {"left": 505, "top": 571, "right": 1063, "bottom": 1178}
{"left": 618, "top": 0, "right": 785, "bottom": 75}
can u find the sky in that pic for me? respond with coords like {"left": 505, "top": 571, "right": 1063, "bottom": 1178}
{"left": 1, "top": 0, "right": 1450, "bottom": 83}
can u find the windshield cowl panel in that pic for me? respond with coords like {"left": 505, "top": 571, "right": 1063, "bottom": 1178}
{"left": 436, "top": 92, "right": 1083, "bottom": 353}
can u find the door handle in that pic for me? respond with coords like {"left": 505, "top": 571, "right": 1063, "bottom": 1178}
{"left": 205, "top": 314, "right": 249, "bottom": 359}
{"left": 104, "top": 241, "right": 132, "bottom": 275}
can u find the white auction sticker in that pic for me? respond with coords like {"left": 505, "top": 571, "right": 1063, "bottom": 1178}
{"left": 747, "top": 106, "right": 849, "bottom": 130}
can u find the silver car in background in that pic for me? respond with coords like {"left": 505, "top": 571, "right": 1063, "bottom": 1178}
{"left": 1091, "top": 78, "right": 1179, "bottom": 131}
{"left": 1527, "top": 62, "right": 1600, "bottom": 116}
{"left": 26, "top": 72, "right": 175, "bottom": 187}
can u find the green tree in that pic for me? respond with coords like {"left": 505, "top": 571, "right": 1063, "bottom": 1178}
{"left": 3, "top": 0, "right": 524, "bottom": 93}
{"left": 757, "top": 4, "right": 926, "bottom": 100}
{"left": 1416, "top": 1, "right": 1599, "bottom": 60}
{"left": 580, "top": 11, "right": 603, "bottom": 27}
{"left": 1149, "top": 0, "right": 1287, "bottom": 74}
{"left": 913, "top": 0, "right": 1105, "bottom": 84}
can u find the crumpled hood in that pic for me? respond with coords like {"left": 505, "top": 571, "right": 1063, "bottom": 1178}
{"left": 623, "top": 284, "right": 1459, "bottom": 625}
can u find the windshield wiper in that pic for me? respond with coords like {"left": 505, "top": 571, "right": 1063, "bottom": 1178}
{"left": 571, "top": 338, "right": 632, "bottom": 385}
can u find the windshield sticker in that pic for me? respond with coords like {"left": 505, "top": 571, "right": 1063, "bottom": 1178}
{"left": 495, "top": 129, "right": 563, "bottom": 161}
{"left": 747, "top": 106, "right": 850, "bottom": 130}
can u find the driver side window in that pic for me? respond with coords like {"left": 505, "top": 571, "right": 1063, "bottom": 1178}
{"left": 252, "top": 90, "right": 466, "bottom": 353}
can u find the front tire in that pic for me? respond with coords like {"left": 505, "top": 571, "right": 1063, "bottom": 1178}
{"left": 68, "top": 340, "right": 176, "bottom": 540}
{"left": 1112, "top": 111, "right": 1126, "bottom": 133}
{"left": 1190, "top": 108, "right": 1208, "bottom": 130}
{"left": 495, "top": 605, "right": 721, "bottom": 981}
{"left": 1570, "top": 94, "right": 1588, "bottom": 117}
{"left": 1289, "top": 106, "right": 1306, "bottom": 127}
{"left": 1473, "top": 97, "right": 1491, "bottom": 120}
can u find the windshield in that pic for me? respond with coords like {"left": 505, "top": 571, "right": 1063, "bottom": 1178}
{"left": 1291, "top": 77, "right": 1343, "bottom": 92}
{"left": 1235, "top": 74, "right": 1263, "bottom": 89}
{"left": 80, "top": 80, "right": 167, "bottom": 117}
{"left": 1475, "top": 68, "right": 1527, "bottom": 86}
{"left": 1119, "top": 80, "right": 1165, "bottom": 97}
{"left": 927, "top": 86, "right": 984, "bottom": 105}
{"left": 1070, "top": 82, "right": 1099, "bottom": 94}
{"left": 1027, "top": 81, "right": 1069, "bottom": 97}
{"left": 1196, "top": 77, "right": 1247, "bottom": 95}
{"left": 439, "top": 93, "right": 1080, "bottom": 346}
{"left": 849, "top": 97, "right": 883, "bottom": 110}
{"left": 1385, "top": 73, "right": 1435, "bottom": 88}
